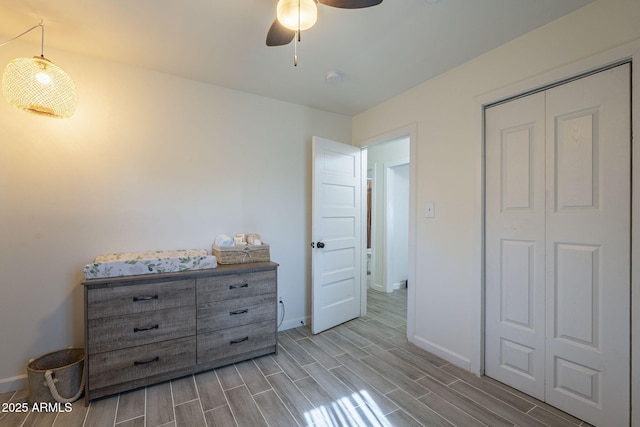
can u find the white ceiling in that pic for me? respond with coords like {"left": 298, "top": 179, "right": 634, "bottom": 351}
{"left": 0, "top": 0, "right": 593, "bottom": 116}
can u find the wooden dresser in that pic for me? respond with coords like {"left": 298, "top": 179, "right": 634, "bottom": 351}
{"left": 82, "top": 262, "right": 278, "bottom": 403}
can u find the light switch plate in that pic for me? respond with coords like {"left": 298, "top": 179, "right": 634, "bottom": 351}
{"left": 425, "top": 201, "right": 435, "bottom": 218}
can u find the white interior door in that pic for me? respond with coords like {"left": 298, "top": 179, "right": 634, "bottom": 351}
{"left": 485, "top": 64, "right": 630, "bottom": 426}
{"left": 485, "top": 91, "right": 547, "bottom": 400}
{"left": 311, "top": 136, "right": 362, "bottom": 334}
{"left": 543, "top": 64, "right": 630, "bottom": 426}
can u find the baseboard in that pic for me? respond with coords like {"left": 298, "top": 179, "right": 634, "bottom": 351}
{"left": 278, "top": 315, "right": 310, "bottom": 332}
{"left": 411, "top": 334, "right": 473, "bottom": 372}
{"left": 392, "top": 281, "right": 405, "bottom": 291}
{"left": 0, "top": 374, "right": 26, "bottom": 394}
{"left": 370, "top": 283, "right": 384, "bottom": 292}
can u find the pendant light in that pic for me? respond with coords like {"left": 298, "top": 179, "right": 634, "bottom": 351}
{"left": 1, "top": 22, "right": 77, "bottom": 118}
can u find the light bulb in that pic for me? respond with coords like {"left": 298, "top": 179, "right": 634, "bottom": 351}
{"left": 36, "top": 72, "right": 51, "bottom": 85}
{"left": 277, "top": 0, "right": 318, "bottom": 31}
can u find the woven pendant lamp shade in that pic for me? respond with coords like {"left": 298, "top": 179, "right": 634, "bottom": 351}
{"left": 2, "top": 56, "right": 77, "bottom": 118}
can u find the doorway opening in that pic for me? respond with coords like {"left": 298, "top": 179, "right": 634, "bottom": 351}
{"left": 310, "top": 126, "right": 416, "bottom": 337}
{"left": 363, "top": 136, "right": 410, "bottom": 327}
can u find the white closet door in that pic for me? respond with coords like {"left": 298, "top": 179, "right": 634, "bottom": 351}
{"left": 485, "top": 64, "right": 630, "bottom": 426}
{"left": 485, "top": 92, "right": 547, "bottom": 400}
{"left": 544, "top": 64, "right": 630, "bottom": 426}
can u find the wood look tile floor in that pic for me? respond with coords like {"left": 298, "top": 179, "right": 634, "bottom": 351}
{"left": 0, "top": 288, "right": 592, "bottom": 427}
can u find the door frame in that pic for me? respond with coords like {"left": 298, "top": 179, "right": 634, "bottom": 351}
{"left": 357, "top": 124, "right": 418, "bottom": 339}
{"left": 474, "top": 40, "right": 640, "bottom": 424}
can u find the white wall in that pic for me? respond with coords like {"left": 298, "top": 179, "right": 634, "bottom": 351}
{"left": 386, "top": 163, "right": 409, "bottom": 291}
{"left": 353, "top": 0, "right": 640, "bottom": 375}
{"left": 0, "top": 39, "right": 351, "bottom": 391}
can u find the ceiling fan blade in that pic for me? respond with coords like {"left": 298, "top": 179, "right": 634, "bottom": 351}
{"left": 266, "top": 18, "right": 295, "bottom": 46}
{"left": 318, "top": 0, "right": 382, "bottom": 8}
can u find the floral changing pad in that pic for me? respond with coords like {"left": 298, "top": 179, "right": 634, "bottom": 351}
{"left": 83, "top": 249, "right": 217, "bottom": 279}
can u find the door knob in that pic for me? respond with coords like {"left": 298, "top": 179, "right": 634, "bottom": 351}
{"left": 317, "top": 242, "right": 325, "bottom": 249}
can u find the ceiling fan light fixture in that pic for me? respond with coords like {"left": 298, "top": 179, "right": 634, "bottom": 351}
{"left": 277, "top": 0, "right": 318, "bottom": 31}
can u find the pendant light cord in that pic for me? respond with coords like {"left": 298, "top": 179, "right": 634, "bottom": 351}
{"left": 0, "top": 21, "right": 45, "bottom": 57}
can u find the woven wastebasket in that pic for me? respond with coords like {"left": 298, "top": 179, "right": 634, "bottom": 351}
{"left": 27, "top": 348, "right": 85, "bottom": 404}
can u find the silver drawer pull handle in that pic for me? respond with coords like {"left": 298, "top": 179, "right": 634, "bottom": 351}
{"left": 133, "top": 295, "right": 158, "bottom": 302}
{"left": 229, "top": 283, "right": 249, "bottom": 290}
{"left": 230, "top": 337, "right": 249, "bottom": 345}
{"left": 134, "top": 324, "right": 159, "bottom": 333}
{"left": 134, "top": 356, "right": 160, "bottom": 366}
{"left": 230, "top": 309, "right": 249, "bottom": 316}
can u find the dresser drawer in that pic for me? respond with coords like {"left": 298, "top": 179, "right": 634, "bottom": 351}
{"left": 198, "top": 320, "right": 276, "bottom": 363}
{"left": 197, "top": 270, "right": 275, "bottom": 303}
{"left": 197, "top": 293, "right": 276, "bottom": 334}
{"left": 87, "top": 279, "right": 195, "bottom": 319}
{"left": 87, "top": 307, "right": 195, "bottom": 354}
{"left": 88, "top": 336, "right": 196, "bottom": 390}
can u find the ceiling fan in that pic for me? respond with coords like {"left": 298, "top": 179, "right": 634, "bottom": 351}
{"left": 266, "top": 0, "right": 383, "bottom": 60}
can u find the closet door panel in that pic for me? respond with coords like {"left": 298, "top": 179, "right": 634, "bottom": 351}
{"left": 485, "top": 92, "right": 546, "bottom": 400}
{"left": 544, "top": 64, "right": 630, "bottom": 427}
